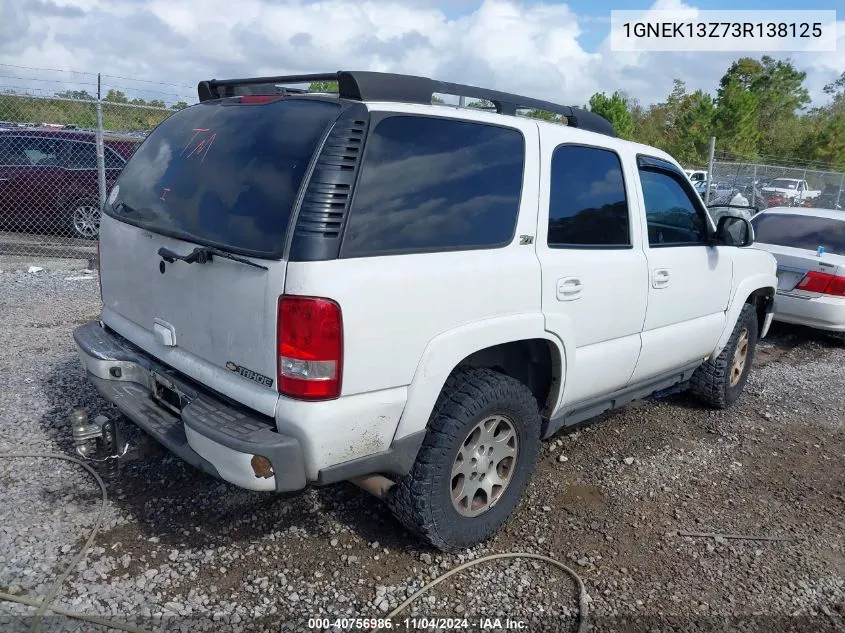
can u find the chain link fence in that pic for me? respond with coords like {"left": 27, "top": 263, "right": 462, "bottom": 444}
{"left": 709, "top": 160, "right": 844, "bottom": 211}
{"left": 0, "top": 88, "right": 175, "bottom": 261}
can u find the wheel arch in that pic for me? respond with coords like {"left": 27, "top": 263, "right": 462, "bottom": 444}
{"left": 713, "top": 276, "right": 776, "bottom": 358}
{"left": 391, "top": 314, "right": 567, "bottom": 442}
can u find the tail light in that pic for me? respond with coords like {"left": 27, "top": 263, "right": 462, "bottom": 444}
{"left": 796, "top": 271, "right": 845, "bottom": 297}
{"left": 277, "top": 296, "right": 343, "bottom": 400}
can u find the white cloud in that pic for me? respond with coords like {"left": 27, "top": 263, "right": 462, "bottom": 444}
{"left": 0, "top": 0, "right": 841, "bottom": 112}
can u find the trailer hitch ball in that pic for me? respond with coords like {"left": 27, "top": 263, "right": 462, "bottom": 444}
{"left": 70, "top": 408, "right": 106, "bottom": 459}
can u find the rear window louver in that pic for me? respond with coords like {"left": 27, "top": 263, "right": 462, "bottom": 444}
{"left": 294, "top": 117, "right": 368, "bottom": 241}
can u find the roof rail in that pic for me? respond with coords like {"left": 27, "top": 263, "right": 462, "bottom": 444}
{"left": 197, "top": 71, "right": 616, "bottom": 138}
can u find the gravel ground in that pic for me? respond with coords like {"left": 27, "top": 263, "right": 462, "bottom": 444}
{"left": 1, "top": 265, "right": 843, "bottom": 633}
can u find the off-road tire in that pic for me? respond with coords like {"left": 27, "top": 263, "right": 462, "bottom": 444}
{"left": 386, "top": 367, "right": 541, "bottom": 551}
{"left": 690, "top": 304, "right": 758, "bottom": 409}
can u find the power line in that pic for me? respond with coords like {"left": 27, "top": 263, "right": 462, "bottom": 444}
{"left": 0, "top": 62, "right": 96, "bottom": 76}
{"left": 0, "top": 73, "right": 99, "bottom": 88}
{"left": 101, "top": 74, "right": 193, "bottom": 89}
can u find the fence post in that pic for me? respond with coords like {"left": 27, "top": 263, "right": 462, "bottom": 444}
{"left": 800, "top": 166, "right": 808, "bottom": 204}
{"left": 95, "top": 73, "right": 107, "bottom": 212}
{"left": 705, "top": 136, "right": 716, "bottom": 206}
{"left": 837, "top": 173, "right": 845, "bottom": 210}
{"left": 751, "top": 164, "right": 757, "bottom": 207}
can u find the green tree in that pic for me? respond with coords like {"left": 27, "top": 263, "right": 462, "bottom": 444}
{"left": 588, "top": 91, "right": 634, "bottom": 140}
{"left": 308, "top": 81, "right": 338, "bottom": 93}
{"left": 657, "top": 81, "right": 715, "bottom": 165}
{"left": 467, "top": 99, "right": 494, "bottom": 109}
{"left": 104, "top": 89, "right": 128, "bottom": 103}
{"left": 54, "top": 90, "right": 95, "bottom": 101}
{"left": 147, "top": 99, "right": 166, "bottom": 108}
{"left": 714, "top": 77, "right": 760, "bottom": 160}
{"left": 718, "top": 56, "right": 809, "bottom": 157}
{"left": 524, "top": 109, "right": 562, "bottom": 122}
{"left": 130, "top": 97, "right": 147, "bottom": 106}
{"left": 170, "top": 101, "right": 189, "bottom": 110}
{"left": 823, "top": 71, "right": 845, "bottom": 111}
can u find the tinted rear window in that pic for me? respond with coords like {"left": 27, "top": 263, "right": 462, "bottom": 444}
{"left": 107, "top": 97, "right": 340, "bottom": 256}
{"left": 548, "top": 145, "right": 630, "bottom": 248}
{"left": 340, "top": 115, "right": 524, "bottom": 257}
{"left": 751, "top": 213, "right": 845, "bottom": 255}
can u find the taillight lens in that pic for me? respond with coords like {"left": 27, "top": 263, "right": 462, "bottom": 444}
{"left": 796, "top": 271, "right": 845, "bottom": 297}
{"left": 277, "top": 296, "right": 343, "bottom": 400}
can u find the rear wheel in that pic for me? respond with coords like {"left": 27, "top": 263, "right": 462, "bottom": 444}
{"left": 386, "top": 367, "right": 541, "bottom": 551}
{"left": 690, "top": 304, "right": 758, "bottom": 409}
{"left": 68, "top": 198, "right": 101, "bottom": 240}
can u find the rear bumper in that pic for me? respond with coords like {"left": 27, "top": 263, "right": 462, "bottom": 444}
{"left": 73, "top": 321, "right": 306, "bottom": 492}
{"left": 773, "top": 292, "right": 845, "bottom": 332}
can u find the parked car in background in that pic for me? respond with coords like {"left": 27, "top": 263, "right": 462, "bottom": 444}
{"left": 694, "top": 179, "right": 734, "bottom": 202}
{"left": 760, "top": 178, "right": 821, "bottom": 206}
{"left": 685, "top": 169, "right": 707, "bottom": 183}
{"left": 801, "top": 184, "right": 843, "bottom": 211}
{"left": 750, "top": 207, "right": 845, "bottom": 341}
{"left": 0, "top": 128, "right": 138, "bottom": 239}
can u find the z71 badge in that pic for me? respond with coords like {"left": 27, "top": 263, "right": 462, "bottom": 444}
{"left": 225, "top": 361, "right": 274, "bottom": 388}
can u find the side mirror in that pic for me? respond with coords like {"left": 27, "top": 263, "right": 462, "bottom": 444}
{"left": 716, "top": 215, "right": 754, "bottom": 247}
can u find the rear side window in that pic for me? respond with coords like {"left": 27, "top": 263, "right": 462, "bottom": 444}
{"left": 548, "top": 145, "right": 630, "bottom": 248}
{"left": 107, "top": 97, "right": 340, "bottom": 257}
{"left": 751, "top": 213, "right": 845, "bottom": 255}
{"left": 340, "top": 115, "right": 524, "bottom": 257}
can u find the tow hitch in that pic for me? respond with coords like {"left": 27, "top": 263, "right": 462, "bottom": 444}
{"left": 70, "top": 409, "right": 158, "bottom": 478}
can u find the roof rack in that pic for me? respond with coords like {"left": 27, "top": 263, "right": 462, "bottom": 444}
{"left": 197, "top": 71, "right": 616, "bottom": 137}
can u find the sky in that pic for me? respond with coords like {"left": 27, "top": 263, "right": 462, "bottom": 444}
{"left": 0, "top": 0, "right": 841, "bottom": 111}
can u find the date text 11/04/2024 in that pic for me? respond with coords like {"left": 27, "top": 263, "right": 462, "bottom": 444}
{"left": 305, "top": 617, "right": 528, "bottom": 630}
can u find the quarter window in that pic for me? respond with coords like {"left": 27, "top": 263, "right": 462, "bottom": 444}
{"left": 548, "top": 145, "right": 630, "bottom": 247}
{"left": 341, "top": 115, "right": 525, "bottom": 257}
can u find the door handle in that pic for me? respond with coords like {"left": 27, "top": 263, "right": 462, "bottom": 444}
{"left": 556, "top": 277, "right": 583, "bottom": 301}
{"left": 652, "top": 269, "right": 670, "bottom": 289}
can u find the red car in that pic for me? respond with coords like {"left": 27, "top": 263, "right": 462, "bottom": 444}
{"left": 0, "top": 127, "right": 139, "bottom": 239}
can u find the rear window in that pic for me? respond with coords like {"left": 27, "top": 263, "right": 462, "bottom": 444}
{"left": 107, "top": 97, "right": 340, "bottom": 256}
{"left": 340, "top": 115, "right": 525, "bottom": 257}
{"left": 751, "top": 213, "right": 845, "bottom": 255}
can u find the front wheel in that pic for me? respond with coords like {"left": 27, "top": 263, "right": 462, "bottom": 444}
{"left": 690, "top": 304, "right": 758, "bottom": 409}
{"left": 386, "top": 367, "right": 541, "bottom": 551}
{"left": 68, "top": 199, "right": 101, "bottom": 240}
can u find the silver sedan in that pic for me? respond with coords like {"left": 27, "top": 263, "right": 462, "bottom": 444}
{"left": 750, "top": 207, "right": 845, "bottom": 340}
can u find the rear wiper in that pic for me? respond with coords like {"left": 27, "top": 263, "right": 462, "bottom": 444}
{"left": 157, "top": 246, "right": 268, "bottom": 270}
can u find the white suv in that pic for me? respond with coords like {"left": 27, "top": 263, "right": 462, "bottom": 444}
{"left": 74, "top": 71, "right": 777, "bottom": 550}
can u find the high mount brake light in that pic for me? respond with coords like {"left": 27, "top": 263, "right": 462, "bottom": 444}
{"left": 238, "top": 95, "right": 283, "bottom": 104}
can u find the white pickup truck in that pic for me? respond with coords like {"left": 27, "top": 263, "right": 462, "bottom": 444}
{"left": 761, "top": 178, "right": 821, "bottom": 204}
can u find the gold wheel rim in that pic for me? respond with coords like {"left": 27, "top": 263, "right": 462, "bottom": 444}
{"left": 729, "top": 329, "right": 750, "bottom": 387}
